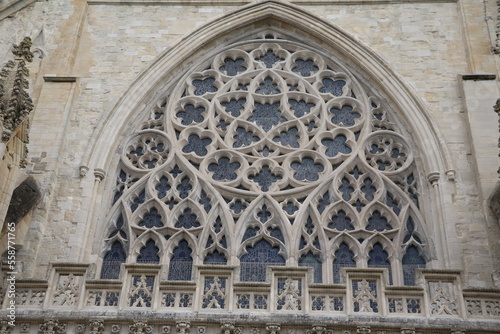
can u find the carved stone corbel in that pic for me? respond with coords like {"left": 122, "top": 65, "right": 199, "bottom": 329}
{"left": 266, "top": 324, "right": 280, "bottom": 334}
{"left": 221, "top": 322, "right": 235, "bottom": 334}
{"left": 400, "top": 328, "right": 415, "bottom": 334}
{"left": 0, "top": 320, "right": 13, "bottom": 334}
{"left": 306, "top": 326, "right": 326, "bottom": 334}
{"left": 176, "top": 321, "right": 191, "bottom": 334}
{"left": 129, "top": 321, "right": 152, "bottom": 334}
{"left": 38, "top": 320, "right": 67, "bottom": 334}
{"left": 356, "top": 326, "right": 371, "bottom": 334}
{"left": 89, "top": 320, "right": 105, "bottom": 334}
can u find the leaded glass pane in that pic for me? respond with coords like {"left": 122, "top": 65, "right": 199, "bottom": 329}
{"left": 101, "top": 242, "right": 126, "bottom": 279}
{"left": 402, "top": 245, "right": 426, "bottom": 285}
{"left": 240, "top": 240, "right": 285, "bottom": 282}
{"left": 137, "top": 240, "right": 160, "bottom": 263}
{"left": 168, "top": 240, "right": 193, "bottom": 281}
{"left": 368, "top": 243, "right": 392, "bottom": 284}
{"left": 299, "top": 252, "right": 322, "bottom": 283}
{"left": 333, "top": 243, "right": 356, "bottom": 283}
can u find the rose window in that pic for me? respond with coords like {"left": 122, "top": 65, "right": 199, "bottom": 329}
{"left": 101, "top": 40, "right": 430, "bottom": 287}
{"left": 170, "top": 43, "right": 368, "bottom": 193}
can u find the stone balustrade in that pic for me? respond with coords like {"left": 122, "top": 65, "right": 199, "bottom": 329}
{"left": 1, "top": 263, "right": 499, "bottom": 330}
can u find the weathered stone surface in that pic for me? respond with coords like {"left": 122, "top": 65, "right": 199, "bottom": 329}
{"left": 0, "top": 0, "right": 499, "bottom": 332}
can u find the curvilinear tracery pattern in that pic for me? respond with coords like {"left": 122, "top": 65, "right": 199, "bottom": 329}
{"left": 102, "top": 40, "right": 429, "bottom": 286}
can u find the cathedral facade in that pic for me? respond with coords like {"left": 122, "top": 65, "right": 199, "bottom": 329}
{"left": 0, "top": 0, "right": 499, "bottom": 333}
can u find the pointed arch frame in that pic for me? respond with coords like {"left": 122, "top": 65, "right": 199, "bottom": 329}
{"left": 81, "top": 0, "right": 456, "bottom": 271}
{"left": 81, "top": 1, "right": 453, "bottom": 177}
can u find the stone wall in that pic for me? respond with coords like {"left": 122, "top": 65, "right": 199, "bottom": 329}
{"left": 0, "top": 0, "right": 498, "bottom": 300}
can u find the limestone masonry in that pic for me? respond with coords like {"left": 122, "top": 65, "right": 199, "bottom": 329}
{"left": 0, "top": 0, "right": 499, "bottom": 333}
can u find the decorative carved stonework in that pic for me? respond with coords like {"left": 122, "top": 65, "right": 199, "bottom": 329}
{"left": 202, "top": 277, "right": 226, "bottom": 309}
{"left": 353, "top": 280, "right": 377, "bottom": 313}
{"left": 128, "top": 275, "right": 154, "bottom": 307}
{"left": 429, "top": 281, "right": 458, "bottom": 315}
{"left": 89, "top": 320, "right": 104, "bottom": 334}
{"left": 356, "top": 326, "right": 371, "bottom": 334}
{"left": 400, "top": 328, "right": 415, "bottom": 334}
{"left": 75, "top": 324, "right": 85, "bottom": 334}
{"left": 110, "top": 324, "right": 121, "bottom": 334}
{"left": 221, "top": 323, "right": 235, "bottom": 334}
{"left": 103, "top": 40, "right": 429, "bottom": 293}
{"left": 0, "top": 321, "right": 13, "bottom": 334}
{"left": 0, "top": 37, "right": 34, "bottom": 142}
{"left": 266, "top": 324, "right": 280, "bottom": 334}
{"left": 38, "top": 320, "right": 67, "bottom": 334}
{"left": 306, "top": 326, "right": 326, "bottom": 334}
{"left": 176, "top": 322, "right": 190, "bottom": 334}
{"left": 20, "top": 323, "right": 30, "bottom": 333}
{"left": 485, "top": 300, "right": 500, "bottom": 316}
{"left": 129, "top": 321, "right": 152, "bottom": 334}
{"left": 52, "top": 274, "right": 80, "bottom": 306}
{"left": 494, "top": 1, "right": 500, "bottom": 53}
{"left": 276, "top": 278, "right": 301, "bottom": 310}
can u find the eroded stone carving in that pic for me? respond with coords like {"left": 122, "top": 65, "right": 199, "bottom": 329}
{"left": 277, "top": 278, "right": 301, "bottom": 311}
{"left": 266, "top": 324, "right": 280, "bottom": 334}
{"left": 221, "top": 323, "right": 236, "bottom": 334}
{"left": 110, "top": 324, "right": 121, "bottom": 334}
{"left": 75, "top": 324, "right": 86, "bottom": 334}
{"left": 353, "top": 280, "right": 377, "bottom": 313}
{"left": 494, "top": 1, "right": 500, "bottom": 53}
{"left": 0, "top": 37, "right": 34, "bottom": 142}
{"left": 400, "top": 328, "right": 415, "bottom": 334}
{"left": 128, "top": 275, "right": 154, "bottom": 307}
{"left": 38, "top": 320, "right": 67, "bottom": 334}
{"left": 0, "top": 321, "right": 13, "bottom": 334}
{"left": 52, "top": 274, "right": 80, "bottom": 306}
{"left": 176, "top": 322, "right": 190, "bottom": 334}
{"left": 202, "top": 277, "right": 226, "bottom": 309}
{"left": 486, "top": 300, "right": 500, "bottom": 316}
{"left": 466, "top": 299, "right": 482, "bottom": 316}
{"left": 306, "top": 326, "right": 326, "bottom": 334}
{"left": 429, "top": 281, "right": 458, "bottom": 315}
{"left": 129, "top": 321, "right": 152, "bottom": 334}
{"left": 20, "top": 323, "right": 30, "bottom": 333}
{"left": 89, "top": 320, "right": 104, "bottom": 334}
{"left": 356, "top": 326, "right": 371, "bottom": 334}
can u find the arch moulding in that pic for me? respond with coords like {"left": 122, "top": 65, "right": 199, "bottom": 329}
{"left": 78, "top": 0, "right": 458, "bottom": 269}
{"left": 80, "top": 0, "right": 453, "bottom": 180}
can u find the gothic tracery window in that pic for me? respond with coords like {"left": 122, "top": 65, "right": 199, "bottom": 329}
{"left": 101, "top": 39, "right": 430, "bottom": 286}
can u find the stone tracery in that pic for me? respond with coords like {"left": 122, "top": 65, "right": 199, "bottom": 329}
{"left": 101, "top": 40, "right": 429, "bottom": 286}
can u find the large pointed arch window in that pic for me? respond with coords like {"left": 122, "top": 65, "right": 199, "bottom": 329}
{"left": 100, "top": 37, "right": 431, "bottom": 286}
